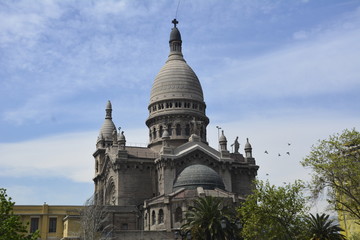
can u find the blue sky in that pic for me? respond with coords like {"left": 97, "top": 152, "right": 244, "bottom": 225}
{"left": 0, "top": 0, "right": 359, "bottom": 207}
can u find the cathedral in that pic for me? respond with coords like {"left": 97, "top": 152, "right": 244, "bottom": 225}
{"left": 92, "top": 19, "right": 259, "bottom": 234}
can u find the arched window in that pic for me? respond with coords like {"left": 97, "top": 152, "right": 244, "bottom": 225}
{"left": 153, "top": 128, "right": 156, "bottom": 139}
{"left": 176, "top": 124, "right": 181, "bottom": 136}
{"left": 185, "top": 124, "right": 190, "bottom": 136}
{"left": 175, "top": 207, "right": 182, "bottom": 223}
{"left": 152, "top": 210, "right": 156, "bottom": 225}
{"left": 158, "top": 209, "right": 164, "bottom": 224}
{"left": 144, "top": 213, "right": 147, "bottom": 227}
{"left": 167, "top": 124, "right": 172, "bottom": 136}
{"left": 159, "top": 126, "right": 163, "bottom": 138}
{"left": 105, "top": 180, "right": 116, "bottom": 205}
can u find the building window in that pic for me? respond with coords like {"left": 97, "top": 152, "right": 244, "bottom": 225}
{"left": 159, "top": 126, "right": 163, "bottom": 138}
{"left": 175, "top": 207, "right": 182, "bottom": 222}
{"left": 167, "top": 124, "right": 172, "bottom": 136}
{"left": 185, "top": 124, "right": 190, "bottom": 136}
{"left": 121, "top": 223, "right": 128, "bottom": 230}
{"left": 152, "top": 211, "right": 156, "bottom": 225}
{"left": 158, "top": 209, "right": 164, "bottom": 224}
{"left": 176, "top": 124, "right": 181, "bottom": 136}
{"left": 30, "top": 218, "right": 39, "bottom": 233}
{"left": 153, "top": 128, "right": 156, "bottom": 139}
{"left": 49, "top": 217, "right": 57, "bottom": 233}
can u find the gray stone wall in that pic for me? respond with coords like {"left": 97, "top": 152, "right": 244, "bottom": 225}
{"left": 117, "top": 163, "right": 155, "bottom": 206}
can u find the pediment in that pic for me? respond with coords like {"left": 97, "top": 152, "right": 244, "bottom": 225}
{"left": 172, "top": 141, "right": 220, "bottom": 160}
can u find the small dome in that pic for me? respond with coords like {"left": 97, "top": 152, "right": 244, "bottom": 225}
{"left": 106, "top": 100, "right": 112, "bottom": 110}
{"left": 245, "top": 138, "right": 252, "bottom": 149}
{"left": 99, "top": 100, "right": 116, "bottom": 141}
{"left": 219, "top": 130, "right": 227, "bottom": 142}
{"left": 99, "top": 119, "right": 116, "bottom": 140}
{"left": 170, "top": 27, "right": 181, "bottom": 42}
{"left": 173, "top": 164, "right": 225, "bottom": 191}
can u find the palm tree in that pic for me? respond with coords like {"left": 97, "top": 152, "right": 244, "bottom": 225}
{"left": 307, "top": 213, "right": 346, "bottom": 240}
{"left": 181, "top": 196, "right": 238, "bottom": 240}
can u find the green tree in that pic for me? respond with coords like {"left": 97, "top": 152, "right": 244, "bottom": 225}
{"left": 238, "top": 180, "right": 308, "bottom": 240}
{"left": 0, "top": 188, "right": 39, "bottom": 240}
{"left": 306, "top": 213, "right": 346, "bottom": 240}
{"left": 181, "top": 196, "right": 239, "bottom": 240}
{"left": 301, "top": 128, "right": 360, "bottom": 224}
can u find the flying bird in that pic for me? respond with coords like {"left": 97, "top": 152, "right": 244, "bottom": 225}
{"left": 278, "top": 153, "right": 281, "bottom": 156}
{"left": 288, "top": 143, "right": 291, "bottom": 146}
{"left": 264, "top": 150, "right": 268, "bottom": 154}
{"left": 286, "top": 152, "right": 290, "bottom": 155}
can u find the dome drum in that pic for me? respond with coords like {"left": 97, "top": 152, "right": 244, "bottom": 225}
{"left": 148, "top": 99, "right": 206, "bottom": 116}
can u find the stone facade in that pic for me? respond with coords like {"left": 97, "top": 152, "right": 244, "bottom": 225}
{"left": 93, "top": 19, "right": 259, "bottom": 236}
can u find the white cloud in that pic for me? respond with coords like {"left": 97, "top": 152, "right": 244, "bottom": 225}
{"left": 0, "top": 128, "right": 149, "bottom": 182}
{"left": 293, "top": 30, "right": 308, "bottom": 40}
{"left": 0, "top": 0, "right": 62, "bottom": 46}
{"left": 0, "top": 131, "right": 95, "bottom": 182}
{"left": 208, "top": 114, "right": 359, "bottom": 185}
{"left": 206, "top": 25, "right": 360, "bottom": 100}
{"left": 2, "top": 111, "right": 357, "bottom": 187}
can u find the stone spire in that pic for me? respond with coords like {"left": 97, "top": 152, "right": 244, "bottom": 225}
{"left": 219, "top": 130, "right": 230, "bottom": 158}
{"left": 97, "top": 100, "right": 117, "bottom": 148}
{"left": 244, "top": 138, "right": 253, "bottom": 158}
{"left": 105, "top": 100, "right": 112, "bottom": 119}
{"left": 219, "top": 130, "right": 227, "bottom": 151}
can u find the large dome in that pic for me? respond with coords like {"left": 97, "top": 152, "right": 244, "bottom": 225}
{"left": 150, "top": 59, "right": 204, "bottom": 103}
{"left": 173, "top": 164, "right": 225, "bottom": 191}
{"left": 146, "top": 20, "right": 209, "bottom": 149}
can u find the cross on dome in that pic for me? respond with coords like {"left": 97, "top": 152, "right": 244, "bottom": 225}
{"left": 172, "top": 18, "right": 179, "bottom": 28}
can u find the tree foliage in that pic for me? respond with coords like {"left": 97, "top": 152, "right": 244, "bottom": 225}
{"left": 238, "top": 180, "right": 308, "bottom": 240}
{"left": 306, "top": 213, "right": 346, "bottom": 240}
{"left": 181, "top": 196, "right": 240, "bottom": 240}
{"left": 0, "top": 188, "right": 39, "bottom": 240}
{"left": 302, "top": 128, "right": 360, "bottom": 224}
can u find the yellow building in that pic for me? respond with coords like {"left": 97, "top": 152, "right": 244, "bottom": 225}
{"left": 13, "top": 204, "right": 83, "bottom": 240}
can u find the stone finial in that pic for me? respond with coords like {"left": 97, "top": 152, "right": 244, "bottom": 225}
{"left": 105, "top": 100, "right": 112, "bottom": 119}
{"left": 219, "top": 130, "right": 228, "bottom": 151}
{"left": 244, "top": 138, "right": 252, "bottom": 158}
